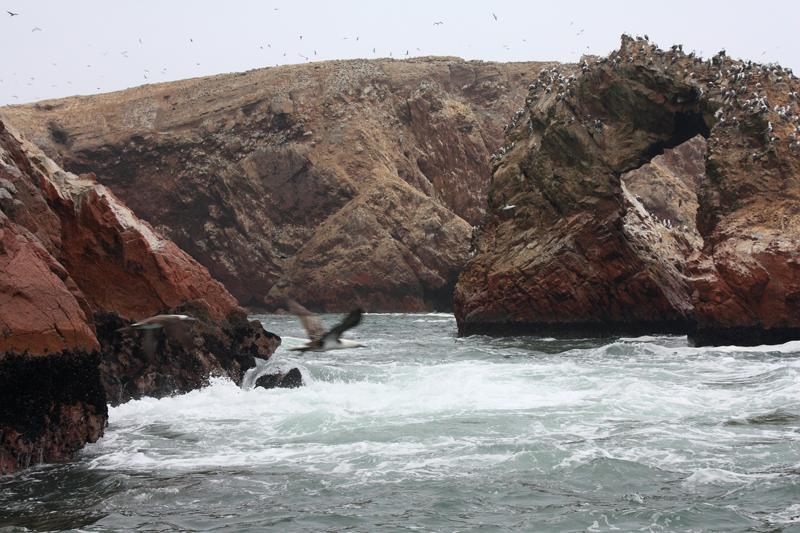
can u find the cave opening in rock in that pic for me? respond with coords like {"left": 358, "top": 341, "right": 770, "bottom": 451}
{"left": 642, "top": 110, "right": 710, "bottom": 162}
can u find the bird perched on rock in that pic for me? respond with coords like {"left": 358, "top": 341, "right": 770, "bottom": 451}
{"left": 287, "top": 300, "right": 364, "bottom": 352}
{"left": 117, "top": 314, "right": 197, "bottom": 358}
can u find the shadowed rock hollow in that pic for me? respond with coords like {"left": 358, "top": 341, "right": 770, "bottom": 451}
{"left": 455, "top": 36, "right": 800, "bottom": 345}
{"left": 1, "top": 57, "right": 548, "bottom": 311}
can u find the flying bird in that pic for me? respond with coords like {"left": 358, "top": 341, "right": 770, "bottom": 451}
{"left": 492, "top": 12, "right": 498, "bottom": 20}
{"left": 117, "top": 314, "right": 198, "bottom": 358}
{"left": 287, "top": 300, "right": 365, "bottom": 352}
{"left": 7, "top": 11, "right": 19, "bottom": 16}
{"left": 433, "top": 21, "right": 444, "bottom": 25}
{"left": 31, "top": 27, "right": 41, "bottom": 32}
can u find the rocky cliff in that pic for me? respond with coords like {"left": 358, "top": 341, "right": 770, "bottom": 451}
{"left": 0, "top": 58, "right": 546, "bottom": 311}
{"left": 1, "top": 119, "right": 278, "bottom": 473}
{"left": 455, "top": 36, "right": 800, "bottom": 345}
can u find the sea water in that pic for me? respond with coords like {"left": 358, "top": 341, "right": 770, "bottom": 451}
{"left": 2, "top": 314, "right": 800, "bottom": 532}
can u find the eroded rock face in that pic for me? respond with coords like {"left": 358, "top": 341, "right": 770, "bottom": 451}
{"left": 1, "top": 58, "right": 546, "bottom": 310}
{"left": 456, "top": 36, "right": 800, "bottom": 345}
{"left": 1, "top": 121, "right": 106, "bottom": 474}
{"left": 1, "top": 119, "right": 279, "bottom": 471}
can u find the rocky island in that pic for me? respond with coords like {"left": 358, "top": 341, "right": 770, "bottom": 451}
{"left": 455, "top": 36, "right": 800, "bottom": 346}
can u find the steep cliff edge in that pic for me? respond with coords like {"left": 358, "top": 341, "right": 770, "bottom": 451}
{"left": 1, "top": 119, "right": 278, "bottom": 473}
{"left": 1, "top": 58, "right": 546, "bottom": 311}
{"left": 455, "top": 37, "right": 800, "bottom": 345}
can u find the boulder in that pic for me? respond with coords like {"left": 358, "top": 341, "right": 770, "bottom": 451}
{"left": 254, "top": 367, "right": 304, "bottom": 390}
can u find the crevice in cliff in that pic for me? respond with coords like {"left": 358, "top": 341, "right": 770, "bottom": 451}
{"left": 642, "top": 111, "right": 710, "bottom": 162}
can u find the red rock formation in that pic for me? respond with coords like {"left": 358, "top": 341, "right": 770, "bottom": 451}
{"left": 456, "top": 37, "right": 800, "bottom": 345}
{"left": 1, "top": 58, "right": 548, "bottom": 310}
{"left": 0, "top": 215, "right": 98, "bottom": 355}
{"left": 1, "top": 118, "right": 279, "bottom": 472}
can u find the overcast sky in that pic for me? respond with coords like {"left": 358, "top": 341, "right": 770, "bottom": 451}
{"left": 1, "top": 0, "right": 798, "bottom": 106}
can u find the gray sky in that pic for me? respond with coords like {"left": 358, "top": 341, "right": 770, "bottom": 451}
{"left": 1, "top": 0, "right": 798, "bottom": 106}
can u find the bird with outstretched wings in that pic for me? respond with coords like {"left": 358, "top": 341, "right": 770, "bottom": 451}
{"left": 287, "top": 300, "right": 365, "bottom": 352}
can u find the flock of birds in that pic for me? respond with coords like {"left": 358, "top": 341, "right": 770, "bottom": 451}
{"left": 490, "top": 34, "right": 800, "bottom": 167}
{"left": 1, "top": 8, "right": 537, "bottom": 102}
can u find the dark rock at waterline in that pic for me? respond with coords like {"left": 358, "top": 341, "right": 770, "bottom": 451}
{"left": 255, "top": 368, "right": 304, "bottom": 390}
{"left": 0, "top": 351, "right": 107, "bottom": 475}
{"left": 96, "top": 307, "right": 281, "bottom": 406}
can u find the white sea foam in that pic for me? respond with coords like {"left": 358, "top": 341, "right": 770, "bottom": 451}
{"left": 66, "top": 314, "right": 800, "bottom": 531}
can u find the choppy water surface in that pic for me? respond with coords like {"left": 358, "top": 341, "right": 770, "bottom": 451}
{"left": 3, "top": 314, "right": 800, "bottom": 532}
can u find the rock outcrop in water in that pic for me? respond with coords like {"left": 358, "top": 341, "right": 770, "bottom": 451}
{"left": 255, "top": 368, "right": 304, "bottom": 390}
{"left": 455, "top": 36, "right": 800, "bottom": 345}
{"left": 0, "top": 58, "right": 546, "bottom": 311}
{"left": 1, "top": 119, "right": 278, "bottom": 472}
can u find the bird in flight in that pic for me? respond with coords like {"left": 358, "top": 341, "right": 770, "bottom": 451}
{"left": 7, "top": 11, "right": 19, "bottom": 16}
{"left": 31, "top": 26, "right": 41, "bottom": 32}
{"left": 287, "top": 300, "right": 365, "bottom": 352}
{"left": 433, "top": 21, "right": 444, "bottom": 25}
{"left": 492, "top": 12, "right": 498, "bottom": 20}
{"left": 117, "top": 314, "right": 198, "bottom": 359}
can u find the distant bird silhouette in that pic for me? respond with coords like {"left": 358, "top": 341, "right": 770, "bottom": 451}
{"left": 492, "top": 12, "right": 498, "bottom": 20}
{"left": 6, "top": 11, "right": 19, "bottom": 16}
{"left": 31, "top": 27, "right": 41, "bottom": 32}
{"left": 287, "top": 300, "right": 365, "bottom": 352}
{"left": 433, "top": 21, "right": 444, "bottom": 25}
